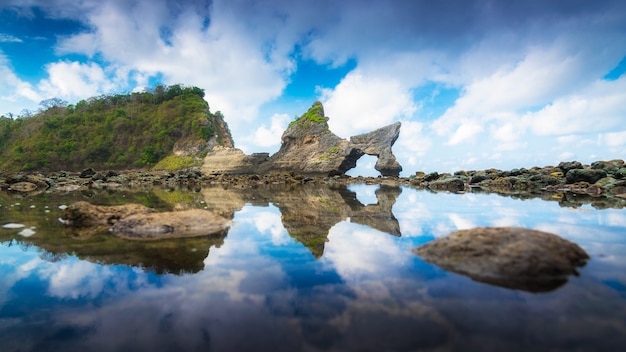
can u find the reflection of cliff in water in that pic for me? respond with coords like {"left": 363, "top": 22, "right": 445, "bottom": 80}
{"left": 201, "top": 184, "right": 402, "bottom": 258}
{"left": 1, "top": 184, "right": 402, "bottom": 273}
{"left": 0, "top": 189, "right": 227, "bottom": 275}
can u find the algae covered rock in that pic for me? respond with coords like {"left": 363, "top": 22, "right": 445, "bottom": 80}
{"left": 413, "top": 227, "right": 589, "bottom": 292}
{"left": 565, "top": 168, "right": 607, "bottom": 184}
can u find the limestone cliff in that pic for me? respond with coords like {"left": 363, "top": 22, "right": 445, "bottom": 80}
{"left": 202, "top": 102, "right": 403, "bottom": 176}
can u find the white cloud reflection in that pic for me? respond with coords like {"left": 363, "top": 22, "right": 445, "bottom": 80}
{"left": 323, "top": 222, "right": 406, "bottom": 282}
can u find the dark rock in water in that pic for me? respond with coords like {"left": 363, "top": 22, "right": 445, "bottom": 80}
{"left": 61, "top": 201, "right": 155, "bottom": 227}
{"left": 423, "top": 172, "right": 439, "bottom": 182}
{"left": 413, "top": 227, "right": 589, "bottom": 293}
{"left": 565, "top": 168, "right": 607, "bottom": 184}
{"left": 428, "top": 177, "right": 465, "bottom": 192}
{"left": 91, "top": 173, "right": 107, "bottom": 181}
{"left": 110, "top": 209, "right": 232, "bottom": 239}
{"left": 80, "top": 168, "right": 96, "bottom": 178}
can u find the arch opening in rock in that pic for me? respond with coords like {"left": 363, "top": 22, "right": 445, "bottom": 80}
{"left": 346, "top": 154, "right": 380, "bottom": 177}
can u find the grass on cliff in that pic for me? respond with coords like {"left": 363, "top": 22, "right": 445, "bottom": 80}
{"left": 289, "top": 101, "right": 326, "bottom": 128}
{"left": 152, "top": 154, "right": 203, "bottom": 171}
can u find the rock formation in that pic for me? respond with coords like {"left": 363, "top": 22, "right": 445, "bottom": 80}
{"left": 202, "top": 102, "right": 403, "bottom": 176}
{"left": 60, "top": 201, "right": 232, "bottom": 239}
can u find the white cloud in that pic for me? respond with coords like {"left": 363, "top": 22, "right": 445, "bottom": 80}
{"left": 0, "top": 33, "right": 22, "bottom": 43}
{"left": 395, "top": 120, "right": 432, "bottom": 167}
{"left": 249, "top": 113, "right": 290, "bottom": 148}
{"left": 38, "top": 61, "right": 119, "bottom": 100}
{"left": 447, "top": 122, "right": 483, "bottom": 146}
{"left": 523, "top": 78, "right": 626, "bottom": 136}
{"left": 599, "top": 130, "right": 626, "bottom": 147}
{"left": 320, "top": 70, "right": 417, "bottom": 137}
{"left": 0, "top": 52, "right": 41, "bottom": 114}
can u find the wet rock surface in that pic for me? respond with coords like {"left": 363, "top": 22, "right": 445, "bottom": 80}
{"left": 61, "top": 201, "right": 232, "bottom": 239}
{"left": 110, "top": 209, "right": 232, "bottom": 239}
{"left": 61, "top": 201, "right": 155, "bottom": 227}
{"left": 413, "top": 227, "right": 590, "bottom": 292}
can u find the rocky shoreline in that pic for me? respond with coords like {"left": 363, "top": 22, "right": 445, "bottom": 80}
{"left": 1, "top": 159, "right": 626, "bottom": 208}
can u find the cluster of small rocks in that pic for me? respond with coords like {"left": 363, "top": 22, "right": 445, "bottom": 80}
{"left": 2, "top": 160, "right": 626, "bottom": 209}
{"left": 410, "top": 160, "right": 626, "bottom": 199}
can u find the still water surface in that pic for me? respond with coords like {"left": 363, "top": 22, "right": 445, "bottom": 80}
{"left": 1, "top": 184, "right": 625, "bottom": 351}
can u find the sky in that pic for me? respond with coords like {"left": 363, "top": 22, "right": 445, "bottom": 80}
{"left": 1, "top": 0, "right": 626, "bottom": 176}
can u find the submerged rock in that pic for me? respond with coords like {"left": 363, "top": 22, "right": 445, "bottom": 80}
{"left": 8, "top": 181, "right": 39, "bottom": 192}
{"left": 413, "top": 227, "right": 589, "bottom": 292}
{"left": 110, "top": 209, "right": 232, "bottom": 239}
{"left": 60, "top": 201, "right": 155, "bottom": 227}
{"left": 60, "top": 201, "right": 232, "bottom": 240}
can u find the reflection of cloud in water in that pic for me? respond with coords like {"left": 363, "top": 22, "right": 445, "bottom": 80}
{"left": 394, "top": 192, "right": 432, "bottom": 237}
{"left": 236, "top": 206, "right": 291, "bottom": 246}
{"left": 348, "top": 184, "right": 378, "bottom": 205}
{"left": 42, "top": 260, "right": 111, "bottom": 299}
{"left": 448, "top": 213, "right": 476, "bottom": 230}
{"left": 606, "top": 212, "right": 626, "bottom": 227}
{"left": 323, "top": 222, "right": 406, "bottom": 281}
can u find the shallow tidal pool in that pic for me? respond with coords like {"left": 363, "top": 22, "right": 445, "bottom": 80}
{"left": 1, "top": 184, "right": 625, "bottom": 351}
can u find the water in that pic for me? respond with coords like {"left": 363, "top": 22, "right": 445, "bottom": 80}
{"left": 1, "top": 184, "right": 625, "bottom": 351}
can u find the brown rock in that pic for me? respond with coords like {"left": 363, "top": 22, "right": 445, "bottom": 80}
{"left": 9, "top": 182, "right": 38, "bottom": 192}
{"left": 110, "top": 209, "right": 232, "bottom": 239}
{"left": 413, "top": 227, "right": 589, "bottom": 292}
{"left": 61, "top": 201, "right": 155, "bottom": 227}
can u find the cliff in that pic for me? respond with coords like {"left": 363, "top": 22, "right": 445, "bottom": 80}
{"left": 202, "top": 102, "right": 403, "bottom": 176}
{"left": 0, "top": 85, "right": 234, "bottom": 172}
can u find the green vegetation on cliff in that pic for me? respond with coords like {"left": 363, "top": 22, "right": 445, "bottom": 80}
{"left": 0, "top": 84, "right": 232, "bottom": 172}
{"left": 289, "top": 101, "right": 326, "bottom": 128}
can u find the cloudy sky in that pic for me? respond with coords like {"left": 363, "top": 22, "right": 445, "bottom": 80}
{"left": 1, "top": 0, "right": 625, "bottom": 175}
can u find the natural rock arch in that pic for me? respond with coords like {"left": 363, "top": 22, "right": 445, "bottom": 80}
{"left": 202, "top": 102, "right": 403, "bottom": 177}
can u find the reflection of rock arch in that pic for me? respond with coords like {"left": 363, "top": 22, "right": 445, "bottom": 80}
{"left": 202, "top": 184, "right": 402, "bottom": 258}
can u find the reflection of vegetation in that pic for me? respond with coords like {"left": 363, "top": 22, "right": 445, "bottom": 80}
{"left": 0, "top": 189, "right": 225, "bottom": 275}
{"left": 0, "top": 183, "right": 403, "bottom": 271}
{"left": 0, "top": 84, "right": 230, "bottom": 172}
{"left": 151, "top": 187, "right": 205, "bottom": 209}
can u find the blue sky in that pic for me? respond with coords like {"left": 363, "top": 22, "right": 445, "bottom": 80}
{"left": 1, "top": 0, "right": 626, "bottom": 175}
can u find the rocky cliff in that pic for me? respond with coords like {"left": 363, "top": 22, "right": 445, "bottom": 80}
{"left": 202, "top": 102, "right": 402, "bottom": 176}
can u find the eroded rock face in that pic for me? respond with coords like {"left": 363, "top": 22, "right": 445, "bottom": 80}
{"left": 202, "top": 102, "right": 403, "bottom": 176}
{"left": 413, "top": 227, "right": 589, "bottom": 292}
{"left": 202, "top": 146, "right": 269, "bottom": 175}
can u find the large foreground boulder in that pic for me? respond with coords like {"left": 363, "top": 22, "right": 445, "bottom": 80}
{"left": 413, "top": 227, "right": 589, "bottom": 292}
